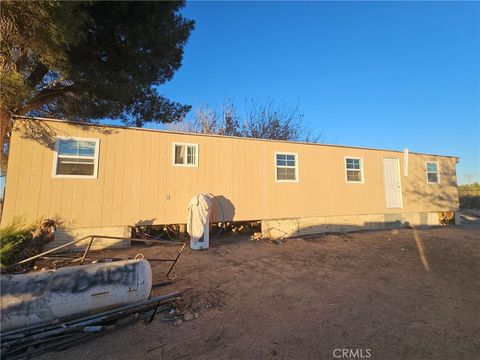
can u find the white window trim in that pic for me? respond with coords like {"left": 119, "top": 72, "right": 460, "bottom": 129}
{"left": 52, "top": 136, "right": 100, "bottom": 179}
{"left": 172, "top": 143, "right": 199, "bottom": 167}
{"left": 344, "top": 156, "right": 365, "bottom": 184}
{"left": 274, "top": 151, "right": 299, "bottom": 183}
{"left": 425, "top": 161, "right": 440, "bottom": 184}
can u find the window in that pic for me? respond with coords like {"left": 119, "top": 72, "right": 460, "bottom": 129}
{"left": 426, "top": 161, "right": 440, "bottom": 184}
{"left": 275, "top": 152, "right": 298, "bottom": 182}
{"left": 173, "top": 143, "right": 198, "bottom": 167}
{"left": 53, "top": 137, "right": 99, "bottom": 178}
{"left": 345, "top": 157, "right": 364, "bottom": 183}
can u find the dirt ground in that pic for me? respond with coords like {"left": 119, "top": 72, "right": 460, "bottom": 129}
{"left": 39, "top": 224, "right": 479, "bottom": 360}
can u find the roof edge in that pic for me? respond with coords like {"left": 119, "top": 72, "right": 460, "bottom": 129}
{"left": 12, "top": 115, "right": 460, "bottom": 160}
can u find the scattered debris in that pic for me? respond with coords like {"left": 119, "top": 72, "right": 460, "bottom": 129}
{"left": 3, "top": 234, "right": 117, "bottom": 273}
{"left": 0, "top": 230, "right": 192, "bottom": 359}
{"left": 0, "top": 291, "right": 181, "bottom": 359}
{"left": 152, "top": 279, "right": 174, "bottom": 288}
{"left": 132, "top": 225, "right": 184, "bottom": 243}
{"left": 251, "top": 232, "right": 263, "bottom": 241}
{"left": 183, "top": 311, "right": 194, "bottom": 321}
{"left": 4, "top": 233, "right": 187, "bottom": 280}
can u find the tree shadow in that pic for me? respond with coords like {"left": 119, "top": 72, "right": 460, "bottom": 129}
{"left": 14, "top": 118, "right": 118, "bottom": 150}
{"left": 403, "top": 170, "right": 460, "bottom": 210}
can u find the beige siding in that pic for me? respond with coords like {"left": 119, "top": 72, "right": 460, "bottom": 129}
{"left": 1, "top": 119, "right": 460, "bottom": 228}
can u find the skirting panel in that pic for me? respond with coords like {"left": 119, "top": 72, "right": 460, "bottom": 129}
{"left": 261, "top": 211, "right": 448, "bottom": 239}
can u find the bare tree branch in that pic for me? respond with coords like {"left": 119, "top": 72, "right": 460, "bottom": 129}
{"left": 168, "top": 99, "right": 325, "bottom": 143}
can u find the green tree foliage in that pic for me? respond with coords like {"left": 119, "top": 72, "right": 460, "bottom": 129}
{"left": 0, "top": 220, "right": 34, "bottom": 269}
{"left": 458, "top": 183, "right": 480, "bottom": 192}
{"left": 1, "top": 0, "right": 193, "bottom": 122}
{"left": 0, "top": 1, "right": 194, "bottom": 170}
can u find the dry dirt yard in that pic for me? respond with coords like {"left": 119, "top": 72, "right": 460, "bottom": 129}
{"left": 39, "top": 225, "right": 479, "bottom": 360}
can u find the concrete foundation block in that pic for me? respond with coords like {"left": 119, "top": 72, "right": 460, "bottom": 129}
{"left": 455, "top": 211, "right": 462, "bottom": 226}
{"left": 261, "top": 211, "right": 449, "bottom": 239}
{"left": 47, "top": 226, "right": 131, "bottom": 250}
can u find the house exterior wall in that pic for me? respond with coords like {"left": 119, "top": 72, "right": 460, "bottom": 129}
{"left": 1, "top": 119, "right": 460, "bottom": 230}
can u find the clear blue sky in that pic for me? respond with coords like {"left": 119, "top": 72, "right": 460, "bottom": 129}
{"left": 154, "top": 1, "right": 479, "bottom": 185}
{"left": 1, "top": 1, "right": 476, "bottom": 197}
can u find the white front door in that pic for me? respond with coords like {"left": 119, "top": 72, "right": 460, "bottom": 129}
{"left": 383, "top": 158, "right": 403, "bottom": 208}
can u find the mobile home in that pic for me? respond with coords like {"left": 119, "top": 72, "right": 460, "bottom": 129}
{"left": 0, "top": 117, "right": 460, "bottom": 247}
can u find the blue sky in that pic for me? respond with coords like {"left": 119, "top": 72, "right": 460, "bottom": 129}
{"left": 154, "top": 1, "right": 479, "bottom": 185}
{"left": 1, "top": 1, "right": 477, "bottom": 197}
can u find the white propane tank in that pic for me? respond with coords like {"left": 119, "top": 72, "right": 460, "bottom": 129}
{"left": 0, "top": 259, "right": 152, "bottom": 332}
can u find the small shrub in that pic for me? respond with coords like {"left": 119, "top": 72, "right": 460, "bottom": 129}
{"left": 0, "top": 220, "right": 35, "bottom": 269}
{"left": 438, "top": 211, "right": 455, "bottom": 226}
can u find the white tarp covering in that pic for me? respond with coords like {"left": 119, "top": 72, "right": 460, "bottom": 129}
{"left": 187, "top": 193, "right": 213, "bottom": 250}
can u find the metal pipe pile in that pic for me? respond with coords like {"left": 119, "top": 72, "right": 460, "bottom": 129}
{"left": 0, "top": 291, "right": 181, "bottom": 360}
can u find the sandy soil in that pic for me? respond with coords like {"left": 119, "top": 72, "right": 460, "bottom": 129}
{"left": 38, "top": 225, "right": 479, "bottom": 360}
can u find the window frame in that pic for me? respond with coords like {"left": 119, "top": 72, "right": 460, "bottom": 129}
{"left": 344, "top": 156, "right": 365, "bottom": 184}
{"left": 172, "top": 142, "right": 199, "bottom": 167}
{"left": 52, "top": 136, "right": 100, "bottom": 179}
{"left": 274, "top": 151, "right": 299, "bottom": 183}
{"left": 425, "top": 161, "right": 440, "bottom": 184}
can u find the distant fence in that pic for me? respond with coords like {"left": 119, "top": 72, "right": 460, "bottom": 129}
{"left": 459, "top": 189, "right": 480, "bottom": 209}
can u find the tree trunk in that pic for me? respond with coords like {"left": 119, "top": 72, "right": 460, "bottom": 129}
{"left": 0, "top": 107, "right": 13, "bottom": 175}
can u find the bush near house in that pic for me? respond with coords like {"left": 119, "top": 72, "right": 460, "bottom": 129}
{"left": 0, "top": 220, "right": 35, "bottom": 269}
{"left": 0, "top": 218, "right": 56, "bottom": 270}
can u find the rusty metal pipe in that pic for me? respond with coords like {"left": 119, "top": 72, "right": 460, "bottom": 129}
{"left": 79, "top": 236, "right": 95, "bottom": 265}
{"left": 166, "top": 242, "right": 187, "bottom": 278}
{"left": 9, "top": 235, "right": 94, "bottom": 268}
